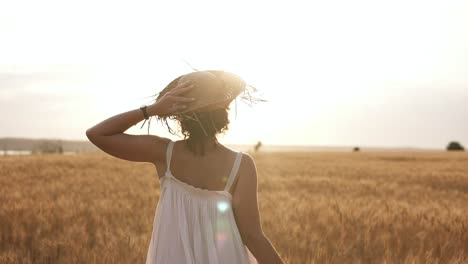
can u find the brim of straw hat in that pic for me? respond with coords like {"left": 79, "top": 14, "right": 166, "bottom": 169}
{"left": 156, "top": 70, "right": 261, "bottom": 115}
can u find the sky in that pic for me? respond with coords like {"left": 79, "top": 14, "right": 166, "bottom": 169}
{"left": 1, "top": 0, "right": 467, "bottom": 149}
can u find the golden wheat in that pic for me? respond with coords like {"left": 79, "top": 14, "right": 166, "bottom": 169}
{"left": 0, "top": 151, "right": 467, "bottom": 264}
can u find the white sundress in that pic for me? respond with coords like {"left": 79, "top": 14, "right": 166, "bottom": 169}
{"left": 145, "top": 140, "right": 258, "bottom": 264}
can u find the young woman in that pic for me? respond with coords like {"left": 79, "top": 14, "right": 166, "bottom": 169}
{"left": 86, "top": 70, "right": 285, "bottom": 264}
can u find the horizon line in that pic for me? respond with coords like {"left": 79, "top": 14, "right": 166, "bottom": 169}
{"left": 0, "top": 136, "right": 453, "bottom": 151}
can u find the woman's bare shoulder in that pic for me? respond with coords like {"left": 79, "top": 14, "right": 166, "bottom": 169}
{"left": 233, "top": 152, "right": 257, "bottom": 192}
{"left": 240, "top": 152, "right": 257, "bottom": 171}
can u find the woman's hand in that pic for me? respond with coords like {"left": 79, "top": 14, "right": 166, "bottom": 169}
{"left": 148, "top": 81, "right": 197, "bottom": 116}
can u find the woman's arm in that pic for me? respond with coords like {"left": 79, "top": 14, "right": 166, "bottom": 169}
{"left": 245, "top": 234, "right": 285, "bottom": 264}
{"left": 232, "top": 154, "right": 285, "bottom": 264}
{"left": 86, "top": 80, "right": 196, "bottom": 164}
{"left": 86, "top": 107, "right": 168, "bottom": 163}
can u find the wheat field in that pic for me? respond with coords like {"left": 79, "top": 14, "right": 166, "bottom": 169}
{"left": 0, "top": 151, "right": 467, "bottom": 264}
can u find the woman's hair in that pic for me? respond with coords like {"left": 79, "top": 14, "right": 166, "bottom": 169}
{"left": 151, "top": 75, "right": 231, "bottom": 156}
{"left": 175, "top": 108, "right": 230, "bottom": 156}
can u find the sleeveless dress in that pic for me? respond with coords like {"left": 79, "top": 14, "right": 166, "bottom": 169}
{"left": 145, "top": 140, "right": 258, "bottom": 264}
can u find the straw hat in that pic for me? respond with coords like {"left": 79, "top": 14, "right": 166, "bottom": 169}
{"left": 156, "top": 70, "right": 254, "bottom": 114}
{"left": 141, "top": 70, "right": 265, "bottom": 136}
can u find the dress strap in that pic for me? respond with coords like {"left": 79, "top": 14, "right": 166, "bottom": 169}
{"left": 224, "top": 151, "right": 243, "bottom": 192}
{"left": 165, "top": 140, "right": 175, "bottom": 175}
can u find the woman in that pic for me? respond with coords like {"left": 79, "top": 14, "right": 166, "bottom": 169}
{"left": 86, "top": 70, "right": 285, "bottom": 264}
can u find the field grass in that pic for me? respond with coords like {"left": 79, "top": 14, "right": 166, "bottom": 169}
{"left": 0, "top": 151, "right": 467, "bottom": 263}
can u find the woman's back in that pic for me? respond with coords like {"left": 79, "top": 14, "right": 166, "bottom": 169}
{"left": 145, "top": 139, "right": 258, "bottom": 264}
{"left": 154, "top": 140, "right": 242, "bottom": 193}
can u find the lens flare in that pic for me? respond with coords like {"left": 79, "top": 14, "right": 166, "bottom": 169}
{"left": 216, "top": 231, "right": 227, "bottom": 248}
{"left": 217, "top": 201, "right": 229, "bottom": 213}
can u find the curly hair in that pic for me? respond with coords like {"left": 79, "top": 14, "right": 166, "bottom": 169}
{"left": 174, "top": 108, "right": 230, "bottom": 156}
{"left": 144, "top": 75, "right": 229, "bottom": 156}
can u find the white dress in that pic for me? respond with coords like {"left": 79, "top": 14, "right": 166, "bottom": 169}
{"left": 145, "top": 140, "right": 258, "bottom": 264}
